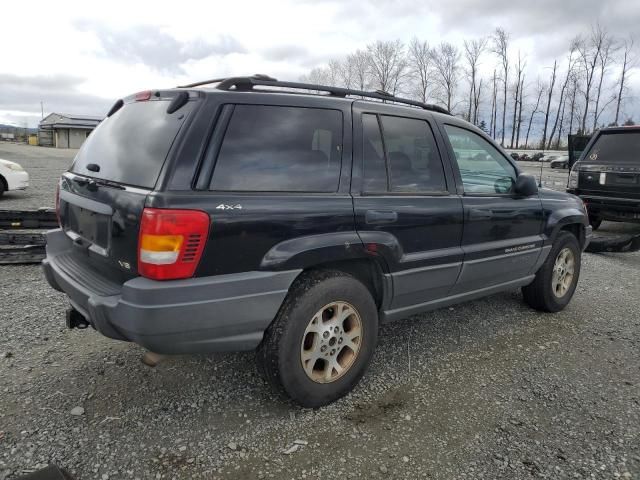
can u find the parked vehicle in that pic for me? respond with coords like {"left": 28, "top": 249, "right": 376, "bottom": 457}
{"left": 43, "top": 75, "right": 592, "bottom": 407}
{"left": 550, "top": 155, "right": 570, "bottom": 169}
{"left": 568, "top": 125, "right": 640, "bottom": 230}
{"left": 0, "top": 158, "right": 29, "bottom": 197}
{"left": 510, "top": 152, "right": 520, "bottom": 161}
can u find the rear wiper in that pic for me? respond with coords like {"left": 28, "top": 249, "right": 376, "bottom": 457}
{"left": 94, "top": 179, "right": 126, "bottom": 190}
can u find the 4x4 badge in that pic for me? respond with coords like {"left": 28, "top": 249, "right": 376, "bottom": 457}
{"left": 216, "top": 204, "right": 243, "bottom": 211}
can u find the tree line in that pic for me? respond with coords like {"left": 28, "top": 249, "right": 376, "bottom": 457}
{"left": 300, "top": 25, "right": 637, "bottom": 150}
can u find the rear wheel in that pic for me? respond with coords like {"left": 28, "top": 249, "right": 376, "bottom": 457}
{"left": 0, "top": 176, "right": 6, "bottom": 197}
{"left": 257, "top": 270, "right": 378, "bottom": 408}
{"left": 522, "top": 231, "right": 581, "bottom": 312}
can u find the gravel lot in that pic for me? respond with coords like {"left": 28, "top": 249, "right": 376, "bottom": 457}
{"left": 0, "top": 142, "right": 76, "bottom": 210}
{"left": 1, "top": 144, "right": 639, "bottom": 480}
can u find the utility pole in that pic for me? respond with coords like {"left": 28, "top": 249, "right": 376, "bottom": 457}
{"left": 41, "top": 101, "right": 44, "bottom": 119}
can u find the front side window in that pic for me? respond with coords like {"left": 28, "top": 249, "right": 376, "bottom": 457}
{"left": 211, "top": 105, "right": 342, "bottom": 192}
{"left": 362, "top": 114, "right": 447, "bottom": 193}
{"left": 444, "top": 125, "right": 517, "bottom": 194}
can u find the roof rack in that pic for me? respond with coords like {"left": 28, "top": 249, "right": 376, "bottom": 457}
{"left": 177, "top": 74, "right": 450, "bottom": 115}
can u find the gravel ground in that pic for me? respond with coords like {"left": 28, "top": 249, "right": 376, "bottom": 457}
{"left": 0, "top": 142, "right": 76, "bottom": 210}
{"left": 1, "top": 144, "right": 639, "bottom": 479}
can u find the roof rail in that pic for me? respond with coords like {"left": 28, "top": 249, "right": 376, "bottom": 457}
{"left": 177, "top": 75, "right": 450, "bottom": 115}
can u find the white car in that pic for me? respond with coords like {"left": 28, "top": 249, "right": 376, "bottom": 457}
{"left": 0, "top": 158, "right": 29, "bottom": 197}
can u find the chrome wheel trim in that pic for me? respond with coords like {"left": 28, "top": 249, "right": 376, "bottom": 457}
{"left": 300, "top": 301, "right": 363, "bottom": 384}
{"left": 551, "top": 247, "right": 575, "bottom": 298}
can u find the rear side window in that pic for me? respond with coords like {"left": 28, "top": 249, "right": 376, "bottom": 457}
{"left": 381, "top": 116, "right": 446, "bottom": 193}
{"left": 210, "top": 105, "right": 343, "bottom": 192}
{"left": 362, "top": 114, "right": 447, "bottom": 193}
{"left": 71, "top": 100, "right": 193, "bottom": 189}
{"left": 585, "top": 131, "right": 640, "bottom": 163}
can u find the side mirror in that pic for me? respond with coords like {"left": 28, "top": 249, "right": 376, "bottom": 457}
{"left": 514, "top": 174, "right": 538, "bottom": 197}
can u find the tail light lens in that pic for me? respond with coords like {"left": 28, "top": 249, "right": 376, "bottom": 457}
{"left": 138, "top": 208, "right": 210, "bottom": 280}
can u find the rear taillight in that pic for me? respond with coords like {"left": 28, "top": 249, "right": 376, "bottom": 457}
{"left": 55, "top": 181, "right": 61, "bottom": 227}
{"left": 138, "top": 208, "right": 210, "bottom": 281}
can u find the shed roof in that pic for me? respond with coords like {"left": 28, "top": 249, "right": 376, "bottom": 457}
{"left": 39, "top": 113, "right": 102, "bottom": 130}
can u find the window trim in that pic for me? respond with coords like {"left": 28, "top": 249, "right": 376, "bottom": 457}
{"left": 442, "top": 122, "right": 520, "bottom": 197}
{"left": 205, "top": 103, "right": 345, "bottom": 194}
{"left": 361, "top": 113, "right": 450, "bottom": 196}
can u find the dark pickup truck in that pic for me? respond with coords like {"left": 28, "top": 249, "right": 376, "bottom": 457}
{"left": 43, "top": 75, "right": 592, "bottom": 407}
{"left": 568, "top": 125, "right": 640, "bottom": 230}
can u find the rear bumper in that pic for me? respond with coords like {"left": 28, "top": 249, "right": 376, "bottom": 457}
{"left": 42, "top": 229, "right": 300, "bottom": 354}
{"left": 576, "top": 193, "right": 640, "bottom": 222}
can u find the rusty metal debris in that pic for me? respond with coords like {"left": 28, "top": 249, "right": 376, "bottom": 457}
{"left": 0, "top": 209, "right": 55, "bottom": 264}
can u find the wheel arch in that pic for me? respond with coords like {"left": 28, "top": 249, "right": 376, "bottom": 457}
{"left": 291, "top": 258, "right": 389, "bottom": 310}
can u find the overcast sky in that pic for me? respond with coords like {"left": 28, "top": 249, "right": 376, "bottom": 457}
{"left": 1, "top": 0, "right": 639, "bottom": 127}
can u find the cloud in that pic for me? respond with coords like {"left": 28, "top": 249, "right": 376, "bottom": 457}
{"left": 0, "top": 73, "right": 112, "bottom": 124}
{"left": 74, "top": 20, "right": 247, "bottom": 74}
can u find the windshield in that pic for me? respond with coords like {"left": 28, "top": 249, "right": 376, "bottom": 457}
{"left": 71, "top": 100, "right": 194, "bottom": 188}
{"left": 584, "top": 131, "right": 640, "bottom": 164}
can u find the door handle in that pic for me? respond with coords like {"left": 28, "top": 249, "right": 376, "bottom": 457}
{"left": 469, "top": 208, "right": 493, "bottom": 220}
{"left": 365, "top": 210, "right": 398, "bottom": 225}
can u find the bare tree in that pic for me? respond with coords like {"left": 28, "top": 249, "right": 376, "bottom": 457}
{"left": 347, "top": 49, "right": 371, "bottom": 91}
{"left": 525, "top": 80, "right": 544, "bottom": 148}
{"left": 567, "top": 73, "right": 580, "bottom": 134}
{"left": 431, "top": 42, "right": 461, "bottom": 112}
{"left": 576, "top": 25, "right": 607, "bottom": 133}
{"left": 510, "top": 52, "right": 526, "bottom": 148}
{"left": 408, "top": 38, "right": 433, "bottom": 103}
{"left": 463, "top": 37, "right": 488, "bottom": 123}
{"left": 614, "top": 36, "right": 635, "bottom": 126}
{"left": 515, "top": 74, "right": 525, "bottom": 148}
{"left": 548, "top": 46, "right": 577, "bottom": 148}
{"left": 300, "top": 66, "right": 332, "bottom": 85}
{"left": 367, "top": 40, "right": 408, "bottom": 95}
{"left": 490, "top": 69, "right": 498, "bottom": 138}
{"left": 492, "top": 28, "right": 510, "bottom": 146}
{"left": 592, "top": 30, "right": 617, "bottom": 131}
{"left": 541, "top": 60, "right": 558, "bottom": 149}
{"left": 473, "top": 78, "right": 484, "bottom": 125}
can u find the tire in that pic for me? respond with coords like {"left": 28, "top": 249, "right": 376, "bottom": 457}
{"left": 0, "top": 176, "right": 5, "bottom": 197}
{"left": 522, "top": 231, "right": 581, "bottom": 313}
{"left": 589, "top": 215, "right": 602, "bottom": 230}
{"left": 257, "top": 270, "right": 378, "bottom": 408}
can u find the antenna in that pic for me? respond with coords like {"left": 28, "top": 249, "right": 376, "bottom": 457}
{"left": 538, "top": 144, "right": 545, "bottom": 188}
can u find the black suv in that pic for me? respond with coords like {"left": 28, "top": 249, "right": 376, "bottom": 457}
{"left": 567, "top": 126, "right": 640, "bottom": 230}
{"left": 43, "top": 76, "right": 592, "bottom": 407}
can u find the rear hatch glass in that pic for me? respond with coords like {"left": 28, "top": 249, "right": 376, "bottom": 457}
{"left": 71, "top": 98, "right": 195, "bottom": 188}
{"left": 579, "top": 130, "right": 640, "bottom": 198}
{"left": 583, "top": 131, "right": 640, "bottom": 165}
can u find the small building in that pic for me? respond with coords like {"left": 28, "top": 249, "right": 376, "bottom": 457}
{"left": 38, "top": 113, "right": 102, "bottom": 149}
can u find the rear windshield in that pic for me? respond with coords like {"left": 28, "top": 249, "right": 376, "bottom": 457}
{"left": 584, "top": 131, "right": 640, "bottom": 164}
{"left": 71, "top": 100, "right": 194, "bottom": 188}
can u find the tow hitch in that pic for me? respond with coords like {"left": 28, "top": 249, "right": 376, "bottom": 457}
{"left": 66, "top": 308, "right": 90, "bottom": 330}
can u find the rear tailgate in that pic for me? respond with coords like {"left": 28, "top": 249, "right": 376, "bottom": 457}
{"left": 58, "top": 91, "right": 198, "bottom": 280}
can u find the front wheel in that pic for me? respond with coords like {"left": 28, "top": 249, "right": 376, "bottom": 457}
{"left": 589, "top": 215, "right": 602, "bottom": 230}
{"left": 522, "top": 231, "right": 581, "bottom": 312}
{"left": 257, "top": 270, "right": 378, "bottom": 408}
